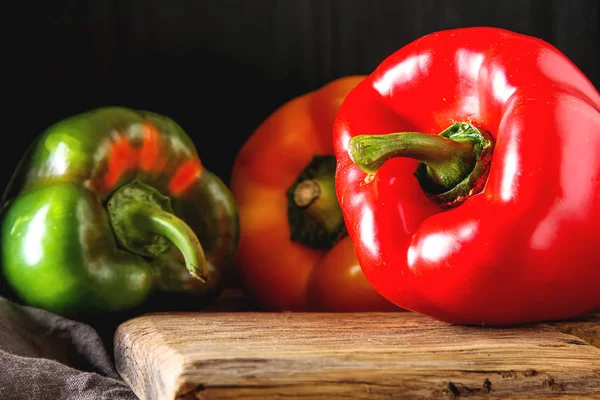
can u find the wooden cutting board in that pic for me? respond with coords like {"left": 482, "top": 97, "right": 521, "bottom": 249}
{"left": 114, "top": 297, "right": 600, "bottom": 400}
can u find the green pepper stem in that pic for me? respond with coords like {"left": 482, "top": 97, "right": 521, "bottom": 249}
{"left": 348, "top": 122, "right": 494, "bottom": 207}
{"left": 106, "top": 179, "right": 208, "bottom": 283}
{"left": 131, "top": 207, "right": 207, "bottom": 282}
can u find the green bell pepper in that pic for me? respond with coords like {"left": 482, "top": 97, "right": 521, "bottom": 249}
{"left": 0, "top": 107, "right": 239, "bottom": 317}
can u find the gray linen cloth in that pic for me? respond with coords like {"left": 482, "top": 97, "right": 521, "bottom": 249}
{"left": 0, "top": 296, "right": 138, "bottom": 400}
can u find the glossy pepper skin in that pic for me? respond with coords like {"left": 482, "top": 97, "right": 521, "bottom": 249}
{"left": 230, "top": 76, "right": 399, "bottom": 312}
{"left": 0, "top": 107, "right": 239, "bottom": 317}
{"left": 333, "top": 27, "right": 600, "bottom": 326}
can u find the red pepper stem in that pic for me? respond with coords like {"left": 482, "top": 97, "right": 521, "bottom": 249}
{"left": 349, "top": 132, "right": 475, "bottom": 189}
{"left": 348, "top": 122, "right": 494, "bottom": 207}
{"left": 107, "top": 179, "right": 208, "bottom": 283}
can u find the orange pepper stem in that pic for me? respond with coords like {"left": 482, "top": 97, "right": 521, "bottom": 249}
{"left": 286, "top": 155, "right": 347, "bottom": 250}
{"left": 293, "top": 177, "right": 344, "bottom": 240}
{"left": 348, "top": 122, "right": 494, "bottom": 207}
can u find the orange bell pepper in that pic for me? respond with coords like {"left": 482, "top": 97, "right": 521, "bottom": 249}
{"left": 230, "top": 76, "right": 400, "bottom": 312}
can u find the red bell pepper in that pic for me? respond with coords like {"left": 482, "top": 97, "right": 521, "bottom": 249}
{"left": 333, "top": 27, "right": 600, "bottom": 326}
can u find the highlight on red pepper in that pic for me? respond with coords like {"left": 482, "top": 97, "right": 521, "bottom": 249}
{"left": 333, "top": 27, "right": 600, "bottom": 326}
{"left": 230, "top": 76, "right": 401, "bottom": 312}
{"left": 0, "top": 107, "right": 239, "bottom": 317}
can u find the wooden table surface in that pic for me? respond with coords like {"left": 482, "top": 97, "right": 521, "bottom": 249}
{"left": 114, "top": 292, "right": 600, "bottom": 400}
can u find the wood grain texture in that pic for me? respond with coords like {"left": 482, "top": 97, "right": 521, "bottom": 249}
{"left": 114, "top": 308, "right": 600, "bottom": 400}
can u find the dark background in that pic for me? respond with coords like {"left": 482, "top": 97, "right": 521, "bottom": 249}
{"left": 4, "top": 0, "right": 600, "bottom": 190}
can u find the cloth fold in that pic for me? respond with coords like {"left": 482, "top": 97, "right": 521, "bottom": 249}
{"left": 0, "top": 296, "right": 138, "bottom": 400}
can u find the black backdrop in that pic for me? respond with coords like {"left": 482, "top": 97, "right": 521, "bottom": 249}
{"left": 5, "top": 0, "right": 600, "bottom": 189}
